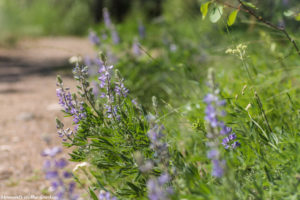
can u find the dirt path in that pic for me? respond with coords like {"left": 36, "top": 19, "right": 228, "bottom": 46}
{"left": 0, "top": 37, "right": 94, "bottom": 197}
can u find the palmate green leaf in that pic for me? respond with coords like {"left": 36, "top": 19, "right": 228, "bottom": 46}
{"left": 209, "top": 5, "right": 223, "bottom": 23}
{"left": 200, "top": 1, "right": 210, "bottom": 20}
{"left": 227, "top": 10, "right": 239, "bottom": 26}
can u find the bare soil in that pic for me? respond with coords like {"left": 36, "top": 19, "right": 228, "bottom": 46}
{"left": 0, "top": 37, "right": 94, "bottom": 197}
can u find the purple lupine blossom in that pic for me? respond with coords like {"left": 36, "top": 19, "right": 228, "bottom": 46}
{"left": 111, "top": 26, "right": 120, "bottom": 44}
{"left": 92, "top": 81, "right": 99, "bottom": 97}
{"left": 132, "top": 39, "right": 141, "bottom": 56}
{"left": 98, "top": 191, "right": 117, "bottom": 200}
{"left": 42, "top": 146, "right": 78, "bottom": 200}
{"left": 102, "top": 8, "right": 120, "bottom": 44}
{"left": 42, "top": 147, "right": 62, "bottom": 157}
{"left": 138, "top": 21, "right": 146, "bottom": 39}
{"left": 147, "top": 125, "right": 169, "bottom": 163}
{"left": 147, "top": 173, "right": 173, "bottom": 200}
{"left": 89, "top": 31, "right": 100, "bottom": 45}
{"left": 222, "top": 133, "right": 240, "bottom": 149}
{"left": 84, "top": 56, "right": 92, "bottom": 67}
{"left": 56, "top": 86, "right": 86, "bottom": 125}
{"left": 97, "top": 61, "right": 122, "bottom": 119}
{"left": 98, "top": 64, "right": 113, "bottom": 90}
{"left": 212, "top": 160, "right": 225, "bottom": 178}
{"left": 203, "top": 93, "right": 240, "bottom": 150}
{"left": 203, "top": 70, "right": 240, "bottom": 178}
{"left": 169, "top": 44, "right": 177, "bottom": 52}
{"left": 115, "top": 78, "right": 129, "bottom": 97}
{"left": 103, "top": 8, "right": 112, "bottom": 28}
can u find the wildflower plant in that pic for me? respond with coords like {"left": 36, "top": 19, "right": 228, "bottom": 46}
{"left": 55, "top": 53, "right": 156, "bottom": 199}
{"left": 204, "top": 68, "right": 240, "bottom": 177}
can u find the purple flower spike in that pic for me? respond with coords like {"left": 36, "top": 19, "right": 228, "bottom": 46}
{"left": 45, "top": 171, "right": 58, "bottom": 179}
{"left": 98, "top": 191, "right": 117, "bottom": 200}
{"left": 89, "top": 31, "right": 100, "bottom": 45}
{"left": 207, "top": 149, "right": 219, "bottom": 159}
{"left": 138, "top": 21, "right": 146, "bottom": 39}
{"left": 42, "top": 146, "right": 79, "bottom": 199}
{"left": 103, "top": 8, "right": 112, "bottom": 28}
{"left": 220, "top": 126, "right": 232, "bottom": 135}
{"left": 111, "top": 28, "right": 120, "bottom": 44}
{"left": 229, "top": 133, "right": 236, "bottom": 140}
{"left": 55, "top": 158, "right": 68, "bottom": 169}
{"left": 158, "top": 173, "right": 170, "bottom": 185}
{"left": 204, "top": 93, "right": 217, "bottom": 104}
{"left": 232, "top": 141, "right": 241, "bottom": 149}
{"left": 212, "top": 160, "right": 225, "bottom": 178}
{"left": 42, "top": 147, "right": 62, "bottom": 157}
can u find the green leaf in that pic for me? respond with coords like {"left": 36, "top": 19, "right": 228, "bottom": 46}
{"left": 127, "top": 182, "right": 141, "bottom": 195}
{"left": 227, "top": 10, "right": 239, "bottom": 26}
{"left": 89, "top": 187, "right": 99, "bottom": 200}
{"left": 241, "top": 1, "right": 257, "bottom": 9}
{"left": 209, "top": 5, "right": 223, "bottom": 23}
{"left": 295, "top": 13, "right": 300, "bottom": 21}
{"left": 200, "top": 1, "right": 210, "bottom": 20}
{"left": 283, "top": 10, "right": 294, "bottom": 17}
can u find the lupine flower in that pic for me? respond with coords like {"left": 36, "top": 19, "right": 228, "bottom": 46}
{"left": 132, "top": 39, "right": 141, "bottom": 56}
{"left": 115, "top": 78, "right": 129, "bottom": 97}
{"left": 147, "top": 173, "right": 173, "bottom": 200}
{"left": 98, "top": 64, "right": 113, "bottom": 90}
{"left": 204, "top": 69, "right": 240, "bottom": 178}
{"left": 97, "top": 61, "right": 122, "bottom": 119}
{"left": 169, "top": 44, "right": 177, "bottom": 52}
{"left": 42, "top": 146, "right": 78, "bottom": 200}
{"left": 111, "top": 26, "right": 120, "bottom": 44}
{"left": 222, "top": 133, "right": 241, "bottom": 149}
{"left": 91, "top": 81, "right": 99, "bottom": 97}
{"left": 102, "top": 8, "right": 120, "bottom": 44}
{"left": 138, "top": 21, "right": 146, "bottom": 39}
{"left": 89, "top": 31, "right": 100, "bottom": 46}
{"left": 56, "top": 86, "right": 85, "bottom": 126}
{"left": 103, "top": 8, "right": 112, "bottom": 28}
{"left": 212, "top": 160, "right": 225, "bottom": 178}
{"left": 147, "top": 125, "right": 169, "bottom": 163}
{"left": 203, "top": 93, "right": 239, "bottom": 150}
{"left": 98, "top": 190, "right": 117, "bottom": 200}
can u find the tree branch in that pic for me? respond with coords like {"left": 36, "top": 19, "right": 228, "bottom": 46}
{"left": 217, "top": 0, "right": 300, "bottom": 56}
{"left": 236, "top": 0, "right": 300, "bottom": 56}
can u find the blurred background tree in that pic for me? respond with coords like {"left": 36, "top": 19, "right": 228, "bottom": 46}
{"left": 0, "top": 0, "right": 299, "bottom": 44}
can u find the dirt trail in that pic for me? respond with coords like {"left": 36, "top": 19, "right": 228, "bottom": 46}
{"left": 0, "top": 37, "right": 94, "bottom": 196}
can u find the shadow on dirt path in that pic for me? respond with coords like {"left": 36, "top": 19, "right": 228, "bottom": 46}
{"left": 0, "top": 37, "right": 95, "bottom": 82}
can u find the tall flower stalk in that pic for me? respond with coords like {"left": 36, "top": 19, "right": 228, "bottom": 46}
{"left": 42, "top": 146, "right": 78, "bottom": 200}
{"left": 204, "top": 68, "right": 240, "bottom": 177}
{"left": 144, "top": 105, "right": 173, "bottom": 200}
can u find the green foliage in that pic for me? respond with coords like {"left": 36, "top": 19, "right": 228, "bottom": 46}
{"left": 200, "top": 2, "right": 210, "bottom": 20}
{"left": 227, "top": 10, "right": 239, "bottom": 26}
{"left": 54, "top": 0, "right": 300, "bottom": 199}
{"left": 209, "top": 5, "right": 223, "bottom": 23}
